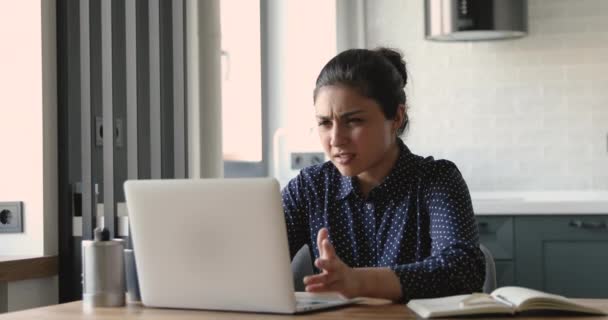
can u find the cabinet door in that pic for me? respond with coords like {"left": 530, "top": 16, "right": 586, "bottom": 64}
{"left": 477, "top": 216, "right": 516, "bottom": 287}
{"left": 476, "top": 216, "right": 514, "bottom": 260}
{"left": 515, "top": 216, "right": 608, "bottom": 298}
{"left": 495, "top": 261, "right": 515, "bottom": 288}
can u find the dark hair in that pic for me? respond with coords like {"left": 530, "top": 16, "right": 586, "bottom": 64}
{"left": 313, "top": 47, "right": 409, "bottom": 136}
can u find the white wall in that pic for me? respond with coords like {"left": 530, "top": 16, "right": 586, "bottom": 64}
{"left": 0, "top": 0, "right": 58, "bottom": 311}
{"left": 0, "top": 0, "right": 57, "bottom": 256}
{"left": 0, "top": 0, "right": 44, "bottom": 255}
{"left": 361, "top": 0, "right": 608, "bottom": 191}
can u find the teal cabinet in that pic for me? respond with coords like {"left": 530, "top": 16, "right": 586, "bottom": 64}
{"left": 514, "top": 216, "right": 608, "bottom": 298}
{"left": 495, "top": 261, "right": 515, "bottom": 288}
{"left": 476, "top": 216, "right": 515, "bottom": 288}
{"left": 477, "top": 216, "right": 514, "bottom": 260}
{"left": 477, "top": 214, "right": 608, "bottom": 297}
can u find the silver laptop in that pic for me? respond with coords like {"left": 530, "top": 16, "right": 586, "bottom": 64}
{"left": 124, "top": 177, "right": 357, "bottom": 314}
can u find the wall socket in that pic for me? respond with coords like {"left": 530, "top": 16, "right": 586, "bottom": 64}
{"left": 290, "top": 152, "right": 325, "bottom": 170}
{"left": 0, "top": 201, "right": 23, "bottom": 233}
{"left": 95, "top": 117, "right": 124, "bottom": 148}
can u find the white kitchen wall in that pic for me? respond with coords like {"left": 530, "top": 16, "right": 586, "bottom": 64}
{"left": 364, "top": 0, "right": 608, "bottom": 191}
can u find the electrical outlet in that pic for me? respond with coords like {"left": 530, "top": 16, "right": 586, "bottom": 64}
{"left": 95, "top": 116, "right": 103, "bottom": 147}
{"left": 0, "top": 202, "right": 23, "bottom": 233}
{"left": 95, "top": 117, "right": 124, "bottom": 147}
{"left": 290, "top": 152, "right": 325, "bottom": 170}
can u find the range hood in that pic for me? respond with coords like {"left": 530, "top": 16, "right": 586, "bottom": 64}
{"left": 425, "top": 0, "right": 527, "bottom": 41}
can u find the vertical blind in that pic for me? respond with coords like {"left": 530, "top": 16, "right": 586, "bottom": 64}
{"left": 58, "top": 0, "right": 222, "bottom": 302}
{"left": 77, "top": 0, "right": 188, "bottom": 239}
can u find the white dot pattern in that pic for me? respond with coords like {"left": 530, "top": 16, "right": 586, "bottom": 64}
{"left": 281, "top": 139, "right": 485, "bottom": 302}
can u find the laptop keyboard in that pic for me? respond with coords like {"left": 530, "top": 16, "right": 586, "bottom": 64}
{"left": 296, "top": 299, "right": 331, "bottom": 307}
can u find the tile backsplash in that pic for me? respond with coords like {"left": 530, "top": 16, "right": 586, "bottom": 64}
{"left": 365, "top": 0, "right": 608, "bottom": 191}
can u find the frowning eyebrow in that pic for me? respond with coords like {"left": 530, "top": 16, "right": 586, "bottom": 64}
{"left": 316, "top": 110, "right": 365, "bottom": 121}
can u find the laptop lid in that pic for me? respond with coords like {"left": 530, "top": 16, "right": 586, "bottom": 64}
{"left": 124, "top": 178, "right": 297, "bottom": 313}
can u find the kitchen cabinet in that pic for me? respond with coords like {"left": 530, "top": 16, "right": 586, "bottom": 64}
{"left": 514, "top": 215, "right": 608, "bottom": 298}
{"left": 476, "top": 215, "right": 608, "bottom": 298}
{"left": 476, "top": 216, "right": 515, "bottom": 288}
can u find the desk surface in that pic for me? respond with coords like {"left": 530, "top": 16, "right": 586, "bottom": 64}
{"left": 1, "top": 299, "right": 608, "bottom": 320}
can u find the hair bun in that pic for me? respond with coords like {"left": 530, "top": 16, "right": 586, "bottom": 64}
{"left": 314, "top": 47, "right": 410, "bottom": 136}
{"left": 375, "top": 48, "right": 407, "bottom": 87}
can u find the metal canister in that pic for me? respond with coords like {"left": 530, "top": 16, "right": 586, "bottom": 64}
{"left": 82, "top": 228, "right": 125, "bottom": 307}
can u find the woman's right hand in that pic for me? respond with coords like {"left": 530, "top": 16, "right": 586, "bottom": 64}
{"left": 303, "top": 228, "right": 362, "bottom": 298}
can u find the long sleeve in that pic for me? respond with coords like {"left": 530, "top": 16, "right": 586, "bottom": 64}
{"left": 281, "top": 174, "right": 311, "bottom": 260}
{"left": 278, "top": 141, "right": 485, "bottom": 302}
{"left": 389, "top": 162, "right": 485, "bottom": 302}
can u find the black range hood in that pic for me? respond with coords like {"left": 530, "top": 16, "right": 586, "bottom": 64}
{"left": 425, "top": 0, "right": 528, "bottom": 41}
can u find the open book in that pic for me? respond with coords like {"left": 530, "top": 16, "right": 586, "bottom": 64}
{"left": 407, "top": 286, "right": 607, "bottom": 318}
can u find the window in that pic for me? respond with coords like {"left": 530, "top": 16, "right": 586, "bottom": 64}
{"left": 220, "top": 0, "right": 264, "bottom": 176}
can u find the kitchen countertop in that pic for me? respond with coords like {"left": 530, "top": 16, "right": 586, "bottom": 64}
{"left": 0, "top": 256, "right": 58, "bottom": 282}
{"left": 470, "top": 191, "right": 608, "bottom": 215}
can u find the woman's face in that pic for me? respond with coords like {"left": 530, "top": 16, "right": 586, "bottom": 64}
{"left": 314, "top": 85, "right": 402, "bottom": 179}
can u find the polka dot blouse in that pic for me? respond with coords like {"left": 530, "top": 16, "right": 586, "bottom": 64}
{"left": 281, "top": 138, "right": 485, "bottom": 302}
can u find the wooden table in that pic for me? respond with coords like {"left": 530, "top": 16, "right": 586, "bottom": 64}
{"left": 1, "top": 299, "right": 607, "bottom": 320}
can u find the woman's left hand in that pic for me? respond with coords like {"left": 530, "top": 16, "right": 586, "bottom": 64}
{"left": 303, "top": 228, "right": 362, "bottom": 298}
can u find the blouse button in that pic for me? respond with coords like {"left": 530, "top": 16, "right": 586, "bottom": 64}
{"left": 366, "top": 203, "right": 373, "bottom": 210}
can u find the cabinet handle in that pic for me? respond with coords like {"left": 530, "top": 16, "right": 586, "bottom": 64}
{"left": 568, "top": 220, "right": 607, "bottom": 230}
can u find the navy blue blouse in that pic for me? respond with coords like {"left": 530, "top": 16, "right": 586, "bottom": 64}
{"left": 281, "top": 138, "right": 485, "bottom": 302}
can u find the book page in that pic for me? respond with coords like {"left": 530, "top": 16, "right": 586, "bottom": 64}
{"left": 491, "top": 286, "right": 607, "bottom": 315}
{"left": 407, "top": 294, "right": 513, "bottom": 318}
{"left": 491, "top": 286, "right": 566, "bottom": 308}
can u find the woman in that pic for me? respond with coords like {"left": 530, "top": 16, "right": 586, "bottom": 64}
{"left": 281, "top": 48, "right": 485, "bottom": 303}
